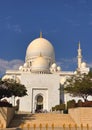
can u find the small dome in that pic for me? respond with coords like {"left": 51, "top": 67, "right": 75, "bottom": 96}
{"left": 23, "top": 63, "right": 27, "bottom": 68}
{"left": 81, "top": 62, "right": 86, "bottom": 68}
{"left": 31, "top": 55, "right": 49, "bottom": 73}
{"left": 19, "top": 66, "right": 23, "bottom": 70}
{"left": 26, "top": 37, "right": 55, "bottom": 63}
{"left": 2, "top": 75, "right": 9, "bottom": 80}
{"left": 57, "top": 66, "right": 61, "bottom": 71}
{"left": 74, "top": 71, "right": 77, "bottom": 74}
{"left": 51, "top": 63, "right": 57, "bottom": 68}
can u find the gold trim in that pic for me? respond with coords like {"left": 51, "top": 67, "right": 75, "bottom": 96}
{"left": 40, "top": 31, "right": 42, "bottom": 38}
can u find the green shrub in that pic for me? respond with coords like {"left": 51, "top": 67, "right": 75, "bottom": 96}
{"left": 58, "top": 104, "right": 65, "bottom": 111}
{"left": 83, "top": 101, "right": 92, "bottom": 107}
{"left": 76, "top": 100, "right": 92, "bottom": 107}
{"left": 52, "top": 104, "right": 65, "bottom": 111}
{"left": 55, "top": 105, "right": 59, "bottom": 111}
{"left": 52, "top": 107, "right": 56, "bottom": 111}
{"left": 77, "top": 100, "right": 83, "bottom": 107}
{"left": 67, "top": 100, "right": 76, "bottom": 108}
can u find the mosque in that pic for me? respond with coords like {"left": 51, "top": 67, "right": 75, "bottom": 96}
{"left": 2, "top": 33, "right": 89, "bottom": 112}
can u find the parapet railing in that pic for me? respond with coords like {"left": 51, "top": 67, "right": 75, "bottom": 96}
{"left": 20, "top": 123, "right": 92, "bottom": 130}
{"left": 0, "top": 123, "right": 91, "bottom": 130}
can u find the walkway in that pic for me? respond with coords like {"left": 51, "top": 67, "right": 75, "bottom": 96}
{"left": 8, "top": 112, "right": 75, "bottom": 128}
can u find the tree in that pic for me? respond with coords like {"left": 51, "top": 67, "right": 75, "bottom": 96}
{"left": 88, "top": 69, "right": 92, "bottom": 78}
{"left": 0, "top": 80, "right": 11, "bottom": 99}
{"left": 0, "top": 79, "right": 27, "bottom": 100}
{"left": 64, "top": 72, "right": 92, "bottom": 102}
{"left": 8, "top": 81, "right": 27, "bottom": 97}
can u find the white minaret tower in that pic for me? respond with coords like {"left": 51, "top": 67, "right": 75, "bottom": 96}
{"left": 77, "top": 41, "right": 82, "bottom": 69}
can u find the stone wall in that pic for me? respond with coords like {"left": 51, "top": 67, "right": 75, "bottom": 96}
{"left": 69, "top": 107, "right": 92, "bottom": 126}
{"left": 0, "top": 107, "right": 15, "bottom": 128}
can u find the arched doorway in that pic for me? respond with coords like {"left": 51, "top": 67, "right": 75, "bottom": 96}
{"left": 36, "top": 95, "right": 43, "bottom": 112}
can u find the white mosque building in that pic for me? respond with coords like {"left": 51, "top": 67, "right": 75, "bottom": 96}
{"left": 2, "top": 33, "right": 89, "bottom": 112}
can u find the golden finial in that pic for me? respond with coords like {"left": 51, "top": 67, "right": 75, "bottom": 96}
{"left": 78, "top": 41, "right": 80, "bottom": 49}
{"left": 39, "top": 52, "right": 42, "bottom": 57}
{"left": 40, "top": 31, "right": 42, "bottom": 38}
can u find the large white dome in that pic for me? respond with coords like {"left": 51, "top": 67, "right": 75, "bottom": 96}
{"left": 25, "top": 37, "right": 55, "bottom": 63}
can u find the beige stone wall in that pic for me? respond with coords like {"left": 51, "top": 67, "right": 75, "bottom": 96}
{"left": 69, "top": 107, "right": 92, "bottom": 126}
{"left": 0, "top": 107, "right": 15, "bottom": 128}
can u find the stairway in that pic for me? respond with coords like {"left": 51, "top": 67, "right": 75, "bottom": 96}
{"left": 69, "top": 108, "right": 92, "bottom": 127}
{"left": 79, "top": 108, "right": 92, "bottom": 125}
{"left": 9, "top": 112, "right": 75, "bottom": 128}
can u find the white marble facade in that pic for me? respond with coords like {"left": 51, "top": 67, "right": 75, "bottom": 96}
{"left": 2, "top": 33, "right": 89, "bottom": 112}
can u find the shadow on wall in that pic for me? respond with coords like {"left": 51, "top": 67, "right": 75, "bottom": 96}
{"left": 0, "top": 107, "right": 15, "bottom": 128}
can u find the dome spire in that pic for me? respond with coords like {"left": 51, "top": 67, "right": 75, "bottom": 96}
{"left": 39, "top": 52, "right": 42, "bottom": 57}
{"left": 78, "top": 41, "right": 80, "bottom": 49}
{"left": 40, "top": 31, "right": 42, "bottom": 38}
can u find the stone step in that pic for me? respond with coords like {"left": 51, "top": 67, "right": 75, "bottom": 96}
{"left": 9, "top": 113, "right": 75, "bottom": 128}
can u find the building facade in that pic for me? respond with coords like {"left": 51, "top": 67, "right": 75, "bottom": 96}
{"left": 2, "top": 33, "right": 89, "bottom": 112}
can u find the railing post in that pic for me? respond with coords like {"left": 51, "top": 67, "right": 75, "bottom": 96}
{"left": 52, "top": 123, "right": 54, "bottom": 130}
{"left": 39, "top": 123, "right": 42, "bottom": 130}
{"left": 27, "top": 123, "right": 30, "bottom": 130}
{"left": 75, "top": 124, "right": 77, "bottom": 130}
{"left": 34, "top": 124, "right": 36, "bottom": 130}
{"left": 63, "top": 124, "right": 65, "bottom": 130}
{"left": 87, "top": 124, "right": 89, "bottom": 130}
{"left": 69, "top": 124, "right": 71, "bottom": 130}
{"left": 81, "top": 124, "right": 83, "bottom": 130}
{"left": 46, "top": 123, "right": 48, "bottom": 130}
{"left": 20, "top": 123, "right": 24, "bottom": 130}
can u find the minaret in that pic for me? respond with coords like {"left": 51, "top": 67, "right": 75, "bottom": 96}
{"left": 77, "top": 41, "right": 82, "bottom": 69}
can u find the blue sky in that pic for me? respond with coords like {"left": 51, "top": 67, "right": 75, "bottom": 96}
{"left": 0, "top": 0, "right": 92, "bottom": 76}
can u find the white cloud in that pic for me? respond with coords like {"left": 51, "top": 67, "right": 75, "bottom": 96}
{"left": 0, "top": 59, "right": 24, "bottom": 76}
{"left": 7, "top": 23, "right": 22, "bottom": 33}
{"left": 0, "top": 16, "right": 22, "bottom": 33}
{"left": 56, "top": 57, "right": 77, "bottom": 71}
